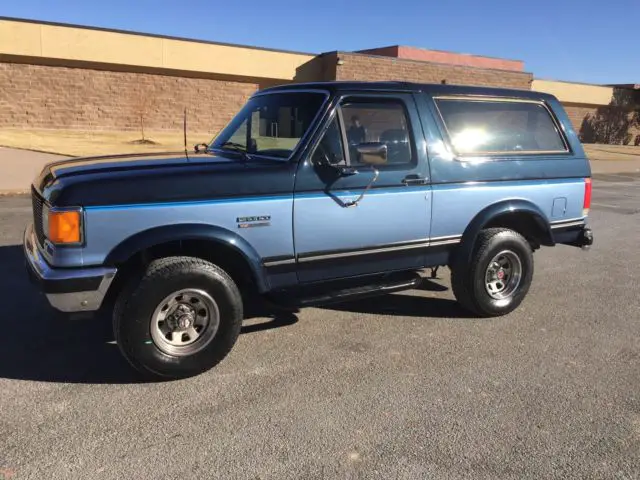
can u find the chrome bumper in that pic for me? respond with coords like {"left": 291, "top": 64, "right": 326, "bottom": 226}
{"left": 23, "top": 223, "right": 117, "bottom": 313}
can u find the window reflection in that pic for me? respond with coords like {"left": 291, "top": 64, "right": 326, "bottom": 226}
{"left": 436, "top": 99, "right": 567, "bottom": 154}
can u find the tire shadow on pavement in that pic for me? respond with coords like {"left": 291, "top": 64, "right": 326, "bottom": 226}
{"left": 241, "top": 310, "right": 299, "bottom": 335}
{"left": 0, "top": 245, "right": 145, "bottom": 384}
{"left": 0, "top": 244, "right": 299, "bottom": 384}
{"left": 319, "top": 285, "right": 474, "bottom": 319}
{"left": 0, "top": 242, "right": 464, "bottom": 383}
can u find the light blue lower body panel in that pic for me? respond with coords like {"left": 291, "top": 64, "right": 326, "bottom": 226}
{"left": 293, "top": 187, "right": 431, "bottom": 282}
{"left": 430, "top": 179, "right": 587, "bottom": 239}
{"left": 82, "top": 197, "right": 295, "bottom": 268}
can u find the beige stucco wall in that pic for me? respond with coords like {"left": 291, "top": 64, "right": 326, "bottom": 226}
{"left": 0, "top": 18, "right": 314, "bottom": 80}
{"left": 2, "top": 18, "right": 623, "bottom": 104}
{"left": 532, "top": 79, "right": 614, "bottom": 106}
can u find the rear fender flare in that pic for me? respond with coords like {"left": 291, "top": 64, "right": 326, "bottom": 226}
{"left": 453, "top": 199, "right": 552, "bottom": 265}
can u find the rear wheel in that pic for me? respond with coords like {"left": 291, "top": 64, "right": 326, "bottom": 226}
{"left": 451, "top": 228, "right": 534, "bottom": 317}
{"left": 113, "top": 256, "right": 243, "bottom": 380}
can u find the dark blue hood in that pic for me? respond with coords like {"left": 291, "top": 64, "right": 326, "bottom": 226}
{"left": 34, "top": 151, "right": 296, "bottom": 207}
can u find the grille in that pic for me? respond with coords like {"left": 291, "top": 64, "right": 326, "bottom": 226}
{"left": 31, "top": 188, "right": 46, "bottom": 247}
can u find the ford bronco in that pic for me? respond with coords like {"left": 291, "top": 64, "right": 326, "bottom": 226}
{"left": 24, "top": 81, "right": 594, "bottom": 379}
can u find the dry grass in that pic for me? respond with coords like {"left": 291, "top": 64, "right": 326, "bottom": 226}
{"left": 0, "top": 128, "right": 213, "bottom": 157}
{"left": 0, "top": 128, "right": 639, "bottom": 160}
{"left": 583, "top": 143, "right": 640, "bottom": 161}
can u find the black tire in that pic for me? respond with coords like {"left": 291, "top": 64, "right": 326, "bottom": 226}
{"left": 113, "top": 256, "right": 243, "bottom": 380}
{"left": 451, "top": 228, "right": 534, "bottom": 317}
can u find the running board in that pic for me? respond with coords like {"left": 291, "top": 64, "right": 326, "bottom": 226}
{"left": 268, "top": 272, "right": 423, "bottom": 308}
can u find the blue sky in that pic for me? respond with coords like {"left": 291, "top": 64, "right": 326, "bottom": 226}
{"left": 3, "top": 0, "right": 638, "bottom": 85}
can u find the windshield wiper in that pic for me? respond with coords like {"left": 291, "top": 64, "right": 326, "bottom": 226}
{"left": 213, "top": 142, "right": 284, "bottom": 162}
{"left": 219, "top": 141, "right": 247, "bottom": 150}
{"left": 214, "top": 141, "right": 251, "bottom": 161}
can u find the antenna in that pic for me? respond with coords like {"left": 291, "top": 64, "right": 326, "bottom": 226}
{"left": 183, "top": 107, "right": 189, "bottom": 161}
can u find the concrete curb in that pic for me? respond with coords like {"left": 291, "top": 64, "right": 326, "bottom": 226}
{"left": 0, "top": 190, "right": 30, "bottom": 196}
{"left": 0, "top": 144, "right": 78, "bottom": 158}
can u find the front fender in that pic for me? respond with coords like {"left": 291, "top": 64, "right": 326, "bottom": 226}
{"left": 455, "top": 199, "right": 552, "bottom": 263}
{"left": 104, "top": 223, "right": 268, "bottom": 291}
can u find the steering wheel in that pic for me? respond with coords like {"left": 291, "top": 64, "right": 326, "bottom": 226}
{"left": 313, "top": 142, "right": 336, "bottom": 167}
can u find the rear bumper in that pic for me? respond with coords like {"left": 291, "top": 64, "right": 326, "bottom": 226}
{"left": 23, "top": 223, "right": 117, "bottom": 312}
{"left": 551, "top": 219, "right": 594, "bottom": 250}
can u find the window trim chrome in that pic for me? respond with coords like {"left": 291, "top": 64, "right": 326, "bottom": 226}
{"left": 431, "top": 95, "right": 572, "bottom": 158}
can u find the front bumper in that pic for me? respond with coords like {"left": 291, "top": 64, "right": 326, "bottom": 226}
{"left": 23, "top": 223, "right": 117, "bottom": 313}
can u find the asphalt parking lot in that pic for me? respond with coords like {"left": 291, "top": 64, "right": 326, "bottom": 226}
{"left": 0, "top": 174, "right": 638, "bottom": 479}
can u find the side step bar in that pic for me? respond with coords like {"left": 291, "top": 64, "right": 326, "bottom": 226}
{"left": 269, "top": 272, "right": 423, "bottom": 308}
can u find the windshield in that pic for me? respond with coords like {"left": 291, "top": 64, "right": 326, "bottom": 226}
{"left": 210, "top": 91, "right": 327, "bottom": 159}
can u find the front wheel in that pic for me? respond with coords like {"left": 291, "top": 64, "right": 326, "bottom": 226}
{"left": 113, "top": 256, "right": 243, "bottom": 380}
{"left": 451, "top": 228, "right": 534, "bottom": 317}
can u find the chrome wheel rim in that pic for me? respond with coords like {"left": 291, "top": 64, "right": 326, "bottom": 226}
{"left": 484, "top": 250, "right": 522, "bottom": 300}
{"left": 150, "top": 289, "right": 220, "bottom": 356}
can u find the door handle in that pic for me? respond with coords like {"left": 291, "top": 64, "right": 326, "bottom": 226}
{"left": 402, "top": 175, "right": 428, "bottom": 186}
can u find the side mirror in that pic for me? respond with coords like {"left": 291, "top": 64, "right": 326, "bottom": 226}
{"left": 194, "top": 143, "right": 208, "bottom": 153}
{"left": 356, "top": 142, "right": 387, "bottom": 165}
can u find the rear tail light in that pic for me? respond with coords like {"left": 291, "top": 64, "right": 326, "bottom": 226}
{"left": 583, "top": 177, "right": 592, "bottom": 216}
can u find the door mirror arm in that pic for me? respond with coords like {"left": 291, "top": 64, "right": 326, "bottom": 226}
{"left": 343, "top": 165, "right": 379, "bottom": 208}
{"left": 337, "top": 166, "right": 358, "bottom": 176}
{"left": 341, "top": 141, "right": 385, "bottom": 207}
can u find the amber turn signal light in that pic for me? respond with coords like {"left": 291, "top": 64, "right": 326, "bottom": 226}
{"left": 48, "top": 210, "right": 81, "bottom": 244}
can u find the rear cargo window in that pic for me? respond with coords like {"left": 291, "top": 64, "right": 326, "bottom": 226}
{"left": 434, "top": 98, "right": 568, "bottom": 155}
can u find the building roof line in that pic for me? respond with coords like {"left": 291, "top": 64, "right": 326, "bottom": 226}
{"left": 0, "top": 16, "right": 317, "bottom": 57}
{"left": 533, "top": 77, "right": 616, "bottom": 88}
{"left": 357, "top": 44, "right": 524, "bottom": 63}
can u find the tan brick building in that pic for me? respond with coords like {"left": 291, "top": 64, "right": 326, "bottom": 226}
{"left": 0, "top": 17, "right": 637, "bottom": 144}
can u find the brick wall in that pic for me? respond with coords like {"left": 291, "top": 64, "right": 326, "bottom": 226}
{"left": 0, "top": 62, "right": 259, "bottom": 133}
{"left": 7, "top": 55, "right": 637, "bottom": 145}
{"left": 563, "top": 104, "right": 598, "bottom": 133}
{"left": 565, "top": 103, "right": 640, "bottom": 144}
{"left": 357, "top": 46, "right": 524, "bottom": 72}
{"left": 294, "top": 54, "right": 337, "bottom": 82}
{"left": 332, "top": 52, "right": 533, "bottom": 90}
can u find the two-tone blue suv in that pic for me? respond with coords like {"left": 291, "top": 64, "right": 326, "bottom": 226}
{"left": 24, "top": 81, "right": 594, "bottom": 379}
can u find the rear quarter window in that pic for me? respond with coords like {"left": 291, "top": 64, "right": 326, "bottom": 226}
{"left": 434, "top": 97, "right": 568, "bottom": 155}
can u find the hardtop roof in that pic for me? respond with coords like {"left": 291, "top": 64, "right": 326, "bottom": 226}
{"left": 259, "top": 81, "right": 556, "bottom": 102}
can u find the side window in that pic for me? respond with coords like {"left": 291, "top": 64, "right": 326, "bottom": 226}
{"left": 311, "top": 115, "right": 346, "bottom": 166}
{"left": 434, "top": 98, "right": 568, "bottom": 155}
{"left": 341, "top": 100, "right": 413, "bottom": 165}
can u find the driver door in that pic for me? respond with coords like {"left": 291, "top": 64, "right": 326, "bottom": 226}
{"left": 293, "top": 93, "right": 432, "bottom": 283}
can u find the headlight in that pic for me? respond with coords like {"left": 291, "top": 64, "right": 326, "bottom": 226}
{"left": 44, "top": 206, "right": 83, "bottom": 245}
